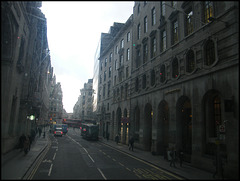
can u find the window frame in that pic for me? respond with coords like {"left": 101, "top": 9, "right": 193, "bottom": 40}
{"left": 172, "top": 19, "right": 179, "bottom": 45}
{"left": 151, "top": 7, "right": 156, "bottom": 26}
{"left": 160, "top": 29, "right": 167, "bottom": 52}
{"left": 160, "top": 64, "right": 166, "bottom": 84}
{"left": 172, "top": 58, "right": 179, "bottom": 79}
{"left": 185, "top": 49, "right": 196, "bottom": 74}
{"left": 144, "top": 16, "right": 148, "bottom": 33}
{"left": 143, "top": 43, "right": 148, "bottom": 64}
{"left": 151, "top": 36, "right": 157, "bottom": 58}
{"left": 138, "top": 24, "right": 141, "bottom": 40}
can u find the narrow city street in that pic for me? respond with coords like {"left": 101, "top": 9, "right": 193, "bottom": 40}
{"left": 31, "top": 128, "right": 184, "bottom": 180}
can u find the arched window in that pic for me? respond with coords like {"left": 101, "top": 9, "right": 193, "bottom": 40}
{"left": 172, "top": 58, "right": 179, "bottom": 78}
{"left": 151, "top": 69, "right": 156, "bottom": 86}
{"left": 212, "top": 95, "right": 221, "bottom": 137}
{"left": 160, "top": 64, "right": 166, "bottom": 83}
{"left": 205, "top": 40, "right": 215, "bottom": 66}
{"left": 186, "top": 50, "right": 195, "bottom": 73}
{"left": 204, "top": 1, "right": 213, "bottom": 23}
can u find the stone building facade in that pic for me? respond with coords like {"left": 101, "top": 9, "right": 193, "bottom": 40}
{"left": 73, "top": 79, "right": 94, "bottom": 121}
{"left": 48, "top": 75, "right": 63, "bottom": 122}
{"left": 97, "top": 1, "right": 239, "bottom": 179}
{"left": 1, "top": 1, "right": 53, "bottom": 154}
{"left": 98, "top": 18, "right": 133, "bottom": 140}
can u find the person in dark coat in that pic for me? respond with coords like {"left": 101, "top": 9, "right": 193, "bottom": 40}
{"left": 38, "top": 127, "right": 42, "bottom": 137}
{"left": 170, "top": 147, "right": 177, "bottom": 168}
{"left": 115, "top": 134, "right": 119, "bottom": 144}
{"left": 106, "top": 132, "right": 109, "bottom": 141}
{"left": 178, "top": 149, "right": 184, "bottom": 167}
{"left": 129, "top": 137, "right": 134, "bottom": 151}
{"left": 19, "top": 134, "right": 26, "bottom": 151}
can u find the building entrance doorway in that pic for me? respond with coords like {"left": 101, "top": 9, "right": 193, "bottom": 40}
{"left": 158, "top": 100, "right": 169, "bottom": 156}
{"left": 177, "top": 96, "right": 192, "bottom": 163}
{"left": 144, "top": 103, "right": 152, "bottom": 151}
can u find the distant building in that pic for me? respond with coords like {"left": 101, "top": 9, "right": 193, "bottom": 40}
{"left": 48, "top": 75, "right": 63, "bottom": 122}
{"left": 73, "top": 79, "right": 94, "bottom": 121}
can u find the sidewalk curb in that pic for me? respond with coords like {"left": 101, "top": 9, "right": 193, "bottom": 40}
{"left": 99, "top": 140, "right": 187, "bottom": 179}
{"left": 22, "top": 134, "right": 50, "bottom": 180}
{"left": 98, "top": 137, "right": 215, "bottom": 180}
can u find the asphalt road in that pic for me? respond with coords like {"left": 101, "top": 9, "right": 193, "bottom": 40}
{"left": 31, "top": 128, "right": 184, "bottom": 180}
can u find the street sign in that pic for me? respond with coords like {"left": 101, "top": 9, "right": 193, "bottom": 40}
{"left": 219, "top": 125, "right": 225, "bottom": 133}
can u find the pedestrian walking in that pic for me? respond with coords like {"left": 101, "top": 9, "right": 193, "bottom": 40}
{"left": 23, "top": 136, "right": 30, "bottom": 155}
{"left": 170, "top": 147, "right": 177, "bottom": 168}
{"left": 129, "top": 137, "right": 134, "bottom": 151}
{"left": 106, "top": 132, "right": 109, "bottom": 141}
{"left": 115, "top": 134, "right": 119, "bottom": 144}
{"left": 19, "top": 134, "right": 26, "bottom": 152}
{"left": 178, "top": 149, "right": 184, "bottom": 167}
{"left": 38, "top": 127, "right": 42, "bottom": 137}
{"left": 28, "top": 134, "right": 32, "bottom": 151}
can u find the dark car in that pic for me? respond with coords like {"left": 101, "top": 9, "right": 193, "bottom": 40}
{"left": 54, "top": 127, "right": 63, "bottom": 137}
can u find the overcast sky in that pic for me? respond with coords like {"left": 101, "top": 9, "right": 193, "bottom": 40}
{"left": 40, "top": 1, "right": 134, "bottom": 113}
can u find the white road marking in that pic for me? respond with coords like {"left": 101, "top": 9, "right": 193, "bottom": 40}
{"left": 53, "top": 152, "right": 56, "bottom": 160}
{"left": 48, "top": 164, "right": 53, "bottom": 176}
{"left": 88, "top": 154, "right": 95, "bottom": 163}
{"left": 97, "top": 168, "right": 107, "bottom": 180}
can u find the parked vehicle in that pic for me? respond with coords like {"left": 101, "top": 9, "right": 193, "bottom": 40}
{"left": 54, "top": 127, "right": 63, "bottom": 137}
{"left": 81, "top": 123, "right": 99, "bottom": 140}
{"left": 62, "top": 124, "right": 68, "bottom": 134}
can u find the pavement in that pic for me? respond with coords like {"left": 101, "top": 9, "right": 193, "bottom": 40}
{"left": 1, "top": 128, "right": 216, "bottom": 180}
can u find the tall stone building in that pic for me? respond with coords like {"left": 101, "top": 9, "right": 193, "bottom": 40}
{"left": 98, "top": 19, "right": 133, "bottom": 139}
{"left": 74, "top": 79, "right": 94, "bottom": 121}
{"left": 48, "top": 75, "right": 63, "bottom": 122}
{"left": 97, "top": 1, "right": 239, "bottom": 179}
{"left": 1, "top": 1, "right": 53, "bottom": 153}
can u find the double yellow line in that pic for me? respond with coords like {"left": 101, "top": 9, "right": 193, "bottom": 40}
{"left": 26, "top": 138, "right": 52, "bottom": 180}
{"left": 100, "top": 142, "right": 184, "bottom": 180}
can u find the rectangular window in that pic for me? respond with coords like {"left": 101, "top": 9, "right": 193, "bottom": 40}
{"left": 115, "top": 59, "right": 117, "bottom": 70}
{"left": 171, "top": 1, "right": 177, "bottom": 8}
{"left": 186, "top": 10, "right": 193, "bottom": 36}
{"left": 143, "top": 44, "right": 148, "bottom": 64}
{"left": 161, "top": 1, "right": 165, "bottom": 16}
{"left": 120, "top": 55, "right": 123, "bottom": 67}
{"left": 204, "top": 1, "right": 213, "bottom": 23}
{"left": 109, "top": 53, "right": 112, "bottom": 63}
{"left": 116, "top": 46, "right": 118, "bottom": 54}
{"left": 126, "top": 67, "right": 129, "bottom": 78}
{"left": 172, "top": 20, "right": 178, "bottom": 44}
{"left": 151, "top": 37, "right": 156, "bottom": 58}
{"left": 103, "top": 84, "right": 105, "bottom": 98}
{"left": 121, "top": 39, "right": 124, "bottom": 48}
{"left": 127, "top": 48, "right": 130, "bottom": 61}
{"left": 105, "top": 58, "right": 107, "bottom": 67}
{"left": 144, "top": 16, "right": 148, "bottom": 33}
{"left": 161, "top": 30, "right": 167, "bottom": 52}
{"left": 127, "top": 32, "right": 131, "bottom": 42}
{"left": 104, "top": 71, "right": 106, "bottom": 81}
{"left": 109, "top": 66, "right": 112, "bottom": 77}
{"left": 138, "top": 24, "right": 141, "bottom": 40}
{"left": 138, "top": 4, "right": 140, "bottom": 14}
{"left": 152, "top": 7, "right": 156, "bottom": 26}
